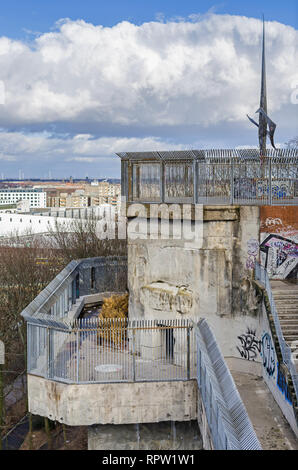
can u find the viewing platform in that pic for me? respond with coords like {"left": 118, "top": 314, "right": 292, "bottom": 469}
{"left": 118, "top": 148, "right": 298, "bottom": 208}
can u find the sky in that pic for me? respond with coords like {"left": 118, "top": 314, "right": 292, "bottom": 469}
{"left": 0, "top": 0, "right": 297, "bottom": 179}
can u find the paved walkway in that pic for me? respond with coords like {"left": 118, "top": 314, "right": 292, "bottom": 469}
{"left": 231, "top": 371, "right": 298, "bottom": 450}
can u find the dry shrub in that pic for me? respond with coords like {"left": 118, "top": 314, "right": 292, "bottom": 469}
{"left": 97, "top": 293, "right": 128, "bottom": 346}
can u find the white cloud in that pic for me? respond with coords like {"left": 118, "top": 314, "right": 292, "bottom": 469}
{"left": 0, "top": 130, "right": 184, "bottom": 163}
{"left": 0, "top": 14, "right": 297, "bottom": 176}
{"left": 0, "top": 15, "right": 296, "bottom": 128}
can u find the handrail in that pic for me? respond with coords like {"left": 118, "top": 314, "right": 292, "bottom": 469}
{"left": 255, "top": 262, "right": 298, "bottom": 403}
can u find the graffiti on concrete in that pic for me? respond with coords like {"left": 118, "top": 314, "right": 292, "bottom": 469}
{"left": 276, "top": 363, "right": 292, "bottom": 404}
{"left": 260, "top": 234, "right": 298, "bottom": 279}
{"left": 237, "top": 328, "right": 262, "bottom": 361}
{"left": 265, "top": 217, "right": 282, "bottom": 227}
{"left": 246, "top": 238, "right": 259, "bottom": 270}
{"left": 237, "top": 330, "right": 276, "bottom": 377}
{"left": 261, "top": 333, "right": 276, "bottom": 377}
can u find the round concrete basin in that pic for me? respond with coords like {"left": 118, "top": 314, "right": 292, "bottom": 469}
{"left": 95, "top": 364, "right": 122, "bottom": 373}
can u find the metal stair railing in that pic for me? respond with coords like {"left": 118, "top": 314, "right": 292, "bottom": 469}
{"left": 255, "top": 262, "right": 298, "bottom": 403}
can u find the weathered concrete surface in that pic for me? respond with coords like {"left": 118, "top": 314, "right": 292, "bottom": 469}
{"left": 88, "top": 421, "right": 202, "bottom": 450}
{"left": 127, "top": 205, "right": 261, "bottom": 361}
{"left": 27, "top": 375, "right": 197, "bottom": 426}
{"left": 231, "top": 371, "right": 298, "bottom": 450}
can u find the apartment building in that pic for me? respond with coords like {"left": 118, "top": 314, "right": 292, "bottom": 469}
{"left": 0, "top": 188, "right": 47, "bottom": 208}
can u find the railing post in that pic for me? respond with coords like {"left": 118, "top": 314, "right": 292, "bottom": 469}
{"left": 187, "top": 327, "right": 190, "bottom": 380}
{"left": 230, "top": 158, "right": 234, "bottom": 205}
{"left": 193, "top": 160, "right": 198, "bottom": 204}
{"left": 197, "top": 345, "right": 201, "bottom": 388}
{"left": 160, "top": 162, "right": 165, "bottom": 203}
{"left": 215, "top": 403, "right": 219, "bottom": 450}
{"left": 76, "top": 328, "right": 80, "bottom": 383}
{"left": 132, "top": 328, "right": 136, "bottom": 382}
{"left": 269, "top": 157, "right": 272, "bottom": 205}
{"left": 46, "top": 327, "right": 50, "bottom": 379}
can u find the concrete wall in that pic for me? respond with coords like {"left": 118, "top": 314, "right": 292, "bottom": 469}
{"left": 127, "top": 205, "right": 262, "bottom": 365}
{"left": 0, "top": 212, "right": 75, "bottom": 237}
{"left": 88, "top": 421, "right": 202, "bottom": 450}
{"left": 27, "top": 375, "right": 197, "bottom": 426}
{"left": 260, "top": 304, "right": 298, "bottom": 437}
{"left": 78, "top": 257, "right": 127, "bottom": 296}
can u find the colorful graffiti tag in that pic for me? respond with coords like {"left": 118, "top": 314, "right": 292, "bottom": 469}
{"left": 260, "top": 206, "right": 298, "bottom": 280}
{"left": 237, "top": 330, "right": 293, "bottom": 404}
{"left": 246, "top": 238, "right": 259, "bottom": 270}
{"left": 260, "top": 234, "right": 298, "bottom": 280}
{"left": 237, "top": 330, "right": 276, "bottom": 378}
{"left": 277, "top": 362, "right": 292, "bottom": 404}
{"left": 261, "top": 333, "right": 276, "bottom": 377}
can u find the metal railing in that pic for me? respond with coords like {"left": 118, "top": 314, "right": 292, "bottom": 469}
{"left": 255, "top": 262, "right": 298, "bottom": 402}
{"left": 120, "top": 150, "right": 298, "bottom": 206}
{"left": 27, "top": 318, "right": 196, "bottom": 384}
{"left": 194, "top": 319, "right": 262, "bottom": 450}
{"left": 21, "top": 256, "right": 128, "bottom": 322}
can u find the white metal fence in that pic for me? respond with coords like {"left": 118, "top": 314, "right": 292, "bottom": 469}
{"left": 194, "top": 319, "right": 262, "bottom": 450}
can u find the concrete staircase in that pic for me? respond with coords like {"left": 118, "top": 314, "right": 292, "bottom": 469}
{"left": 271, "top": 281, "right": 298, "bottom": 368}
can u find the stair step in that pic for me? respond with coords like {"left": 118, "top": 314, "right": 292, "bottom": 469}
{"left": 275, "top": 302, "right": 298, "bottom": 307}
{"left": 283, "top": 336, "right": 298, "bottom": 342}
{"left": 277, "top": 308, "right": 298, "bottom": 315}
{"left": 281, "top": 325, "right": 298, "bottom": 330}
{"left": 273, "top": 296, "right": 298, "bottom": 300}
{"left": 277, "top": 311, "right": 298, "bottom": 315}
{"left": 278, "top": 317, "right": 298, "bottom": 321}
{"left": 277, "top": 312, "right": 298, "bottom": 316}
{"left": 272, "top": 288, "right": 298, "bottom": 297}
{"left": 272, "top": 290, "right": 298, "bottom": 294}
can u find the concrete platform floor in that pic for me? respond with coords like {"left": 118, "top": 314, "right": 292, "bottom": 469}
{"left": 231, "top": 371, "right": 298, "bottom": 450}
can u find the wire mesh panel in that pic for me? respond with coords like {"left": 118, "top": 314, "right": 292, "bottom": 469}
{"left": 27, "top": 318, "right": 196, "bottom": 384}
{"left": 27, "top": 323, "right": 47, "bottom": 377}
{"left": 132, "top": 319, "right": 196, "bottom": 382}
{"left": 197, "top": 160, "right": 232, "bottom": 204}
{"left": 48, "top": 328, "right": 77, "bottom": 382}
{"left": 234, "top": 159, "right": 269, "bottom": 205}
{"left": 271, "top": 158, "right": 297, "bottom": 205}
{"left": 196, "top": 157, "right": 298, "bottom": 206}
{"left": 164, "top": 163, "right": 194, "bottom": 203}
{"left": 132, "top": 163, "right": 161, "bottom": 202}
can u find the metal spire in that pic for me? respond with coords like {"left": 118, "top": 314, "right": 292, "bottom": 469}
{"left": 247, "top": 16, "right": 277, "bottom": 154}
{"left": 259, "top": 15, "right": 267, "bottom": 154}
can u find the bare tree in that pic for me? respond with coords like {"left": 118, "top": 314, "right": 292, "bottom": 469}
{"left": 48, "top": 213, "right": 127, "bottom": 262}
